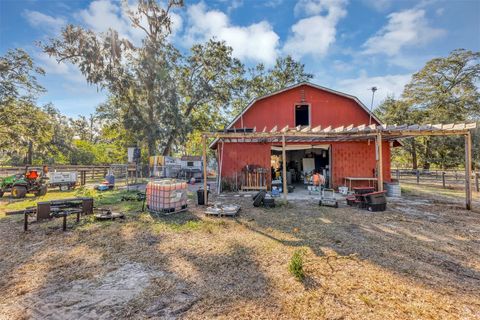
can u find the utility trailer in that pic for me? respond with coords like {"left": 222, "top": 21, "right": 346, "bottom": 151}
{"left": 47, "top": 171, "right": 77, "bottom": 191}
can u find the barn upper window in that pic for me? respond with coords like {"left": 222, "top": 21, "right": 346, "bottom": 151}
{"left": 295, "top": 104, "right": 310, "bottom": 126}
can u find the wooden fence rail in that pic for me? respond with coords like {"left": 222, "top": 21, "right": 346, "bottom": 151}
{"left": 391, "top": 168, "right": 480, "bottom": 192}
{"left": 0, "top": 165, "right": 147, "bottom": 186}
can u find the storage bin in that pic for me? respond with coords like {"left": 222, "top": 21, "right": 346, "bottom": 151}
{"left": 146, "top": 179, "right": 188, "bottom": 214}
{"left": 365, "top": 191, "right": 387, "bottom": 205}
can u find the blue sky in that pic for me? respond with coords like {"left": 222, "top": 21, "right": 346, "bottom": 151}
{"left": 1, "top": 0, "right": 479, "bottom": 117}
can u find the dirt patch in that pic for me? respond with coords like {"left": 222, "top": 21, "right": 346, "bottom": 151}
{"left": 1, "top": 186, "right": 479, "bottom": 319}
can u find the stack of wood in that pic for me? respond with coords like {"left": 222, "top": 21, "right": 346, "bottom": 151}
{"left": 241, "top": 165, "right": 267, "bottom": 191}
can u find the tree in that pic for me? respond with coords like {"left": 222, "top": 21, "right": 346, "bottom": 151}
{"left": 42, "top": 0, "right": 184, "bottom": 157}
{"left": 166, "top": 40, "right": 245, "bottom": 155}
{"left": 403, "top": 49, "right": 480, "bottom": 169}
{"left": 376, "top": 96, "right": 426, "bottom": 169}
{"left": 0, "top": 49, "right": 45, "bottom": 103}
{"left": 376, "top": 49, "right": 480, "bottom": 169}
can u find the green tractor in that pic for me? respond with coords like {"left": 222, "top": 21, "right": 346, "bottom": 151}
{"left": 0, "top": 169, "right": 48, "bottom": 199}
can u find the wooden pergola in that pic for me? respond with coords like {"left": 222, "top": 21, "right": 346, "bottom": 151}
{"left": 201, "top": 122, "right": 477, "bottom": 210}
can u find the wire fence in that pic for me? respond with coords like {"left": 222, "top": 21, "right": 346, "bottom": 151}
{"left": 391, "top": 168, "right": 480, "bottom": 192}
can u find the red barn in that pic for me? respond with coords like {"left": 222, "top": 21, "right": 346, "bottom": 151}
{"left": 211, "top": 82, "right": 392, "bottom": 190}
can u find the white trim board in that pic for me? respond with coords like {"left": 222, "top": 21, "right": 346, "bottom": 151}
{"left": 270, "top": 144, "right": 329, "bottom": 151}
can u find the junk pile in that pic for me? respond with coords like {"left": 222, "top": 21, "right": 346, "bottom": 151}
{"left": 205, "top": 203, "right": 241, "bottom": 217}
{"left": 94, "top": 208, "right": 125, "bottom": 221}
{"left": 253, "top": 190, "right": 275, "bottom": 208}
{"left": 346, "top": 186, "right": 387, "bottom": 212}
{"left": 146, "top": 179, "right": 188, "bottom": 214}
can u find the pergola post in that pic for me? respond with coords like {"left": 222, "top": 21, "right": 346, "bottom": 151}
{"left": 282, "top": 134, "right": 288, "bottom": 200}
{"left": 465, "top": 132, "right": 472, "bottom": 210}
{"left": 202, "top": 134, "right": 208, "bottom": 206}
{"left": 377, "top": 132, "right": 384, "bottom": 192}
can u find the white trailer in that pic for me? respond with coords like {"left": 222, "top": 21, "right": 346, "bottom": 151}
{"left": 47, "top": 171, "right": 77, "bottom": 191}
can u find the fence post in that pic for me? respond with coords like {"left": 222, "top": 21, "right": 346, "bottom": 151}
{"left": 442, "top": 171, "right": 446, "bottom": 189}
{"left": 435, "top": 170, "right": 438, "bottom": 179}
{"left": 396, "top": 169, "right": 400, "bottom": 181}
{"left": 476, "top": 172, "right": 479, "bottom": 192}
{"left": 416, "top": 170, "right": 420, "bottom": 184}
{"left": 454, "top": 170, "right": 458, "bottom": 180}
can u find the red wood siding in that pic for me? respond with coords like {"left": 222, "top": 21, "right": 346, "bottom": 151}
{"left": 218, "top": 142, "right": 272, "bottom": 185}
{"left": 216, "top": 84, "right": 392, "bottom": 189}
{"left": 232, "top": 84, "right": 379, "bottom": 130}
{"left": 331, "top": 141, "right": 391, "bottom": 188}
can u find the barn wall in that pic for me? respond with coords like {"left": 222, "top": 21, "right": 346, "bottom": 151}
{"left": 218, "top": 142, "right": 271, "bottom": 187}
{"left": 331, "top": 141, "right": 391, "bottom": 188}
{"left": 216, "top": 84, "right": 392, "bottom": 190}
{"left": 232, "top": 84, "right": 379, "bottom": 130}
{"left": 218, "top": 140, "right": 391, "bottom": 189}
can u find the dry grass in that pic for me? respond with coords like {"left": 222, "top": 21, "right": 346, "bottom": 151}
{"left": 0, "top": 184, "right": 479, "bottom": 319}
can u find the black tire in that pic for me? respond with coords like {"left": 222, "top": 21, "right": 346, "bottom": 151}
{"left": 37, "top": 185, "right": 47, "bottom": 196}
{"left": 253, "top": 191, "right": 266, "bottom": 207}
{"left": 12, "top": 186, "right": 27, "bottom": 199}
{"left": 252, "top": 191, "right": 262, "bottom": 201}
{"left": 60, "top": 185, "right": 69, "bottom": 191}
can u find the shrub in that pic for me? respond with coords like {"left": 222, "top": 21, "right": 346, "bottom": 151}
{"left": 288, "top": 249, "right": 305, "bottom": 281}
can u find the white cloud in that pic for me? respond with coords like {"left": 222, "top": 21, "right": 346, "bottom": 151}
{"left": 283, "top": 0, "right": 347, "bottom": 59}
{"left": 23, "top": 10, "right": 66, "bottom": 35}
{"left": 36, "top": 52, "right": 85, "bottom": 83}
{"left": 362, "top": 9, "right": 445, "bottom": 56}
{"left": 337, "top": 73, "right": 412, "bottom": 107}
{"left": 184, "top": 2, "right": 279, "bottom": 65}
{"left": 76, "top": 0, "right": 182, "bottom": 45}
{"left": 361, "top": 0, "right": 392, "bottom": 12}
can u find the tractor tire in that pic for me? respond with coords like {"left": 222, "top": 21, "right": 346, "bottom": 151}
{"left": 60, "top": 185, "right": 69, "bottom": 191}
{"left": 12, "top": 186, "right": 27, "bottom": 199}
{"left": 36, "top": 185, "right": 47, "bottom": 196}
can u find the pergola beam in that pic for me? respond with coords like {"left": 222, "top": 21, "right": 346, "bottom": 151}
{"left": 465, "top": 132, "right": 472, "bottom": 210}
{"left": 202, "top": 134, "right": 208, "bottom": 205}
{"left": 377, "top": 132, "right": 384, "bottom": 192}
{"left": 282, "top": 135, "right": 288, "bottom": 200}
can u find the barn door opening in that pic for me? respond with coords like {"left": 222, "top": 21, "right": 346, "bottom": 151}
{"left": 270, "top": 145, "right": 331, "bottom": 192}
{"left": 295, "top": 104, "right": 310, "bottom": 126}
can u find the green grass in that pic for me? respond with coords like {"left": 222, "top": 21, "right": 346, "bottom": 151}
{"left": 0, "top": 187, "right": 144, "bottom": 216}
